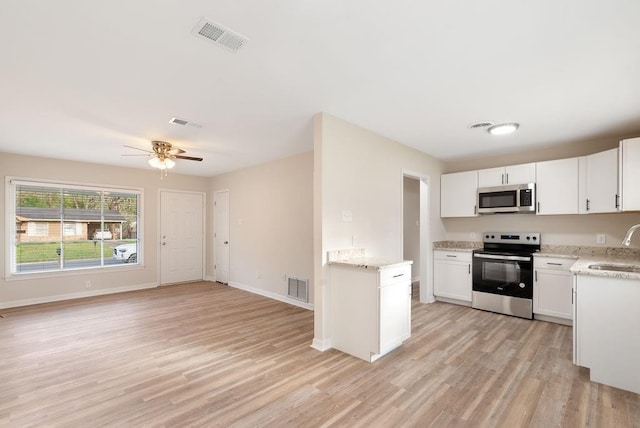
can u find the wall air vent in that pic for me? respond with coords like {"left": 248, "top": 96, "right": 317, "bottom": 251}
{"left": 287, "top": 277, "right": 309, "bottom": 303}
{"left": 192, "top": 17, "right": 248, "bottom": 53}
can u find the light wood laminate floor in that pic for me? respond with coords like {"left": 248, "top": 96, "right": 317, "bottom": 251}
{"left": 1, "top": 282, "right": 638, "bottom": 427}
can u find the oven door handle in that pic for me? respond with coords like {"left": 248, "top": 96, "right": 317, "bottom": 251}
{"left": 473, "top": 253, "right": 532, "bottom": 262}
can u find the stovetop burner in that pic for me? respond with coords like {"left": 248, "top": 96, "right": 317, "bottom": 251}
{"left": 478, "top": 232, "right": 541, "bottom": 254}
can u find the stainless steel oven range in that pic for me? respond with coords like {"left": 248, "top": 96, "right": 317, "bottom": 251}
{"left": 472, "top": 232, "right": 540, "bottom": 319}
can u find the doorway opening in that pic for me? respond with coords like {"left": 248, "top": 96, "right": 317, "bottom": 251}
{"left": 402, "top": 171, "right": 434, "bottom": 303}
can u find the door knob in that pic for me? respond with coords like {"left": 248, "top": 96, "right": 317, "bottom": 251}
{"left": 162, "top": 242, "right": 166, "bottom": 246}
{"left": 224, "top": 241, "right": 229, "bottom": 244}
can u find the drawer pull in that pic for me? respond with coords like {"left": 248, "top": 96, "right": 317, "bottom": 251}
{"left": 445, "top": 255, "right": 457, "bottom": 258}
{"left": 546, "top": 262, "right": 563, "bottom": 266}
{"left": 392, "top": 273, "right": 405, "bottom": 278}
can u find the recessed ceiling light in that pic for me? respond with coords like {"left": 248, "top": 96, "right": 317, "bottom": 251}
{"left": 487, "top": 123, "right": 520, "bottom": 135}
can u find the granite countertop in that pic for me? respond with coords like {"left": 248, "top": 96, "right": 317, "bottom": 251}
{"left": 570, "top": 256, "right": 640, "bottom": 280}
{"left": 435, "top": 241, "right": 640, "bottom": 280}
{"left": 326, "top": 248, "right": 412, "bottom": 271}
{"left": 432, "top": 241, "right": 482, "bottom": 252}
{"left": 329, "top": 257, "right": 413, "bottom": 271}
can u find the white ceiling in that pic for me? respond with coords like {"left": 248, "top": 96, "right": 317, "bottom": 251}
{"left": 1, "top": 1, "right": 639, "bottom": 177}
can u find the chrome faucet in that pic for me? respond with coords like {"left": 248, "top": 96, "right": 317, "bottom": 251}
{"left": 622, "top": 224, "right": 640, "bottom": 246}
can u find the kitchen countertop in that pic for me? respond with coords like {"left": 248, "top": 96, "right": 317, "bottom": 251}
{"left": 329, "top": 257, "right": 413, "bottom": 271}
{"left": 435, "top": 241, "right": 640, "bottom": 280}
{"left": 570, "top": 256, "right": 640, "bottom": 280}
{"left": 432, "top": 241, "right": 482, "bottom": 252}
{"left": 326, "top": 248, "right": 412, "bottom": 271}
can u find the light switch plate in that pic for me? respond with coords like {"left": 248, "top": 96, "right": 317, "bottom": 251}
{"left": 596, "top": 234, "right": 606, "bottom": 244}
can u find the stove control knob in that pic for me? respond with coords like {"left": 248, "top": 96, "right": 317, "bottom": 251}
{"left": 519, "top": 283, "right": 526, "bottom": 288}
{"left": 532, "top": 236, "right": 537, "bottom": 241}
{"left": 526, "top": 236, "right": 530, "bottom": 240}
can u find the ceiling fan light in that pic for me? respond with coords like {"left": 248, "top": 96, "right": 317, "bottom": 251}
{"left": 148, "top": 156, "right": 176, "bottom": 170}
{"left": 487, "top": 123, "right": 520, "bottom": 135}
{"left": 148, "top": 157, "right": 167, "bottom": 169}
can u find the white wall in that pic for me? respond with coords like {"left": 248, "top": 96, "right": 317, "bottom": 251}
{"left": 313, "top": 113, "right": 445, "bottom": 349}
{"left": 0, "top": 152, "right": 209, "bottom": 308}
{"left": 403, "top": 176, "right": 420, "bottom": 279}
{"left": 209, "top": 151, "right": 314, "bottom": 308}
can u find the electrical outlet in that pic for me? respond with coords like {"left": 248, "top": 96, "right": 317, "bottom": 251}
{"left": 256, "top": 271, "right": 262, "bottom": 280}
{"left": 85, "top": 280, "right": 92, "bottom": 288}
{"left": 596, "top": 234, "right": 606, "bottom": 244}
{"left": 282, "top": 273, "right": 287, "bottom": 282}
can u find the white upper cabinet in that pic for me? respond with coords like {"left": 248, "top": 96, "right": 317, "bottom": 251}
{"left": 620, "top": 137, "right": 640, "bottom": 211}
{"left": 440, "top": 170, "right": 478, "bottom": 218}
{"left": 579, "top": 148, "right": 619, "bottom": 214}
{"left": 535, "top": 157, "right": 579, "bottom": 215}
{"left": 478, "top": 163, "right": 536, "bottom": 187}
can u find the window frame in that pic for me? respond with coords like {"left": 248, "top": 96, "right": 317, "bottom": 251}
{"left": 6, "top": 177, "right": 144, "bottom": 279}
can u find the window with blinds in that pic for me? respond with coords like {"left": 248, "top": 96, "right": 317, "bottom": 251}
{"left": 8, "top": 179, "right": 142, "bottom": 275}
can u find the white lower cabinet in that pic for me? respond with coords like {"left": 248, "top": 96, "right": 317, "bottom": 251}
{"left": 533, "top": 256, "right": 575, "bottom": 324}
{"left": 574, "top": 274, "right": 640, "bottom": 394}
{"left": 433, "top": 250, "right": 472, "bottom": 303}
{"left": 331, "top": 263, "right": 411, "bottom": 362}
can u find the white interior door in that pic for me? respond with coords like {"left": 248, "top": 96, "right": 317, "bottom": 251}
{"left": 160, "top": 191, "right": 204, "bottom": 285}
{"left": 214, "top": 190, "right": 230, "bottom": 284}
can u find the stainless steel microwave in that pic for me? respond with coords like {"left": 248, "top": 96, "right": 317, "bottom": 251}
{"left": 477, "top": 183, "right": 535, "bottom": 214}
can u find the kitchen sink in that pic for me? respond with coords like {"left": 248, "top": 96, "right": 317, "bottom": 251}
{"left": 588, "top": 263, "right": 640, "bottom": 273}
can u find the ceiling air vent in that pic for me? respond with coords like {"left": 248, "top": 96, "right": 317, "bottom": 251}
{"left": 192, "top": 17, "right": 248, "bottom": 53}
{"left": 169, "top": 117, "right": 202, "bottom": 128}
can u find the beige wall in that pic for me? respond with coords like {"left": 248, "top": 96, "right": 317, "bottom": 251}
{"left": 209, "top": 151, "right": 314, "bottom": 307}
{"left": 403, "top": 176, "right": 420, "bottom": 279}
{"left": 313, "top": 113, "right": 445, "bottom": 348}
{"left": 0, "top": 152, "right": 209, "bottom": 308}
{"left": 444, "top": 136, "right": 620, "bottom": 173}
{"left": 441, "top": 136, "right": 640, "bottom": 247}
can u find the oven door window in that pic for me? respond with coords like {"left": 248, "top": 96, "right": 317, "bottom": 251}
{"left": 482, "top": 260, "right": 520, "bottom": 283}
{"left": 479, "top": 190, "right": 517, "bottom": 209}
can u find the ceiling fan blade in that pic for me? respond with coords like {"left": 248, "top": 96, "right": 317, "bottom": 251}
{"left": 174, "top": 155, "right": 203, "bottom": 161}
{"left": 168, "top": 148, "right": 186, "bottom": 155}
{"left": 123, "top": 144, "right": 153, "bottom": 153}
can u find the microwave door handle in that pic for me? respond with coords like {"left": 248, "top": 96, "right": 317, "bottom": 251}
{"left": 473, "top": 253, "right": 532, "bottom": 262}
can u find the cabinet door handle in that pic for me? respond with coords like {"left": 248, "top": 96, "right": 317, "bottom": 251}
{"left": 501, "top": 173, "right": 505, "bottom": 185}
{"left": 474, "top": 205, "right": 477, "bottom": 215}
{"left": 586, "top": 199, "right": 590, "bottom": 211}
{"left": 534, "top": 270, "right": 538, "bottom": 282}
{"left": 615, "top": 194, "right": 620, "bottom": 209}
{"left": 468, "top": 264, "right": 471, "bottom": 274}
{"left": 506, "top": 173, "right": 509, "bottom": 184}
{"left": 537, "top": 202, "right": 540, "bottom": 213}
{"left": 392, "top": 273, "right": 404, "bottom": 278}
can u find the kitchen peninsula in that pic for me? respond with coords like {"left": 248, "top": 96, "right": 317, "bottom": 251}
{"left": 328, "top": 249, "right": 412, "bottom": 362}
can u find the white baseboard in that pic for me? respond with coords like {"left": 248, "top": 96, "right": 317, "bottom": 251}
{"left": 204, "top": 275, "right": 216, "bottom": 282}
{"left": 0, "top": 282, "right": 158, "bottom": 309}
{"left": 534, "top": 313, "right": 573, "bottom": 326}
{"left": 228, "top": 281, "right": 314, "bottom": 311}
{"left": 311, "top": 338, "right": 332, "bottom": 352}
{"left": 435, "top": 296, "right": 471, "bottom": 307}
